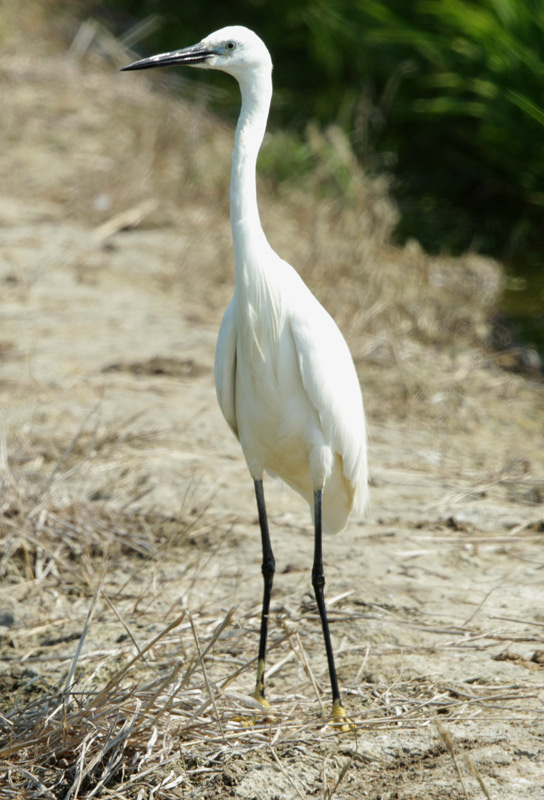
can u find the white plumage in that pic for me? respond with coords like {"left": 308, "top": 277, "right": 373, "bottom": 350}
{"left": 216, "top": 257, "right": 367, "bottom": 532}
{"left": 123, "top": 25, "right": 368, "bottom": 724}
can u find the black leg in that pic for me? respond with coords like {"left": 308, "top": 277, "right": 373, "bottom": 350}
{"left": 253, "top": 479, "right": 275, "bottom": 707}
{"left": 311, "top": 489, "right": 348, "bottom": 722}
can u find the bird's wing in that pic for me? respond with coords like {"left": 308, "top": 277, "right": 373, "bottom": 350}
{"left": 288, "top": 291, "right": 367, "bottom": 499}
{"left": 214, "top": 298, "right": 238, "bottom": 438}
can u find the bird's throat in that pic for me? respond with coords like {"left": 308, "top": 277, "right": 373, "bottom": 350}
{"left": 230, "top": 71, "right": 272, "bottom": 272}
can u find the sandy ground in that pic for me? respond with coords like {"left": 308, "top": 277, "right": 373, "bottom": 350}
{"left": 1, "top": 6, "right": 544, "bottom": 799}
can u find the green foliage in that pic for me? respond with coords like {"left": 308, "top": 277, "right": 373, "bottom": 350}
{"left": 353, "top": 0, "right": 544, "bottom": 265}
{"left": 102, "top": 0, "right": 544, "bottom": 268}
{"left": 258, "top": 132, "right": 311, "bottom": 186}
{"left": 259, "top": 124, "right": 368, "bottom": 200}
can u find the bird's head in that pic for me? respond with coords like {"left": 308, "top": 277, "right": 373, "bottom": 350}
{"left": 121, "top": 26, "right": 272, "bottom": 82}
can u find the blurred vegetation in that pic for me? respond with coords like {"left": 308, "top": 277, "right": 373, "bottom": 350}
{"left": 96, "top": 0, "right": 544, "bottom": 331}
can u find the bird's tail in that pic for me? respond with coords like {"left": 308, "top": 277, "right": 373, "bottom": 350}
{"left": 321, "top": 453, "right": 368, "bottom": 534}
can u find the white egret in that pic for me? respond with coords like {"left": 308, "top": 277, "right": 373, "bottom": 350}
{"left": 122, "top": 26, "right": 368, "bottom": 724}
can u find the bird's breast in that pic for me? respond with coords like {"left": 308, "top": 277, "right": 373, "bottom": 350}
{"left": 234, "top": 310, "right": 316, "bottom": 493}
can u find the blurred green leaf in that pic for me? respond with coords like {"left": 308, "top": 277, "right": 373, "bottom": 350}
{"left": 506, "top": 90, "right": 544, "bottom": 126}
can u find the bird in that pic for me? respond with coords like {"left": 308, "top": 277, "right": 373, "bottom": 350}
{"left": 122, "top": 26, "right": 368, "bottom": 725}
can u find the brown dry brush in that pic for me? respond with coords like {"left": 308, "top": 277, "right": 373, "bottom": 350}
{"left": 2, "top": 396, "right": 541, "bottom": 795}
{"left": 0, "top": 465, "right": 539, "bottom": 798}
{"left": 0, "top": 610, "right": 224, "bottom": 798}
{"left": 2, "top": 384, "right": 541, "bottom": 797}
{"left": 0, "top": 459, "right": 332, "bottom": 797}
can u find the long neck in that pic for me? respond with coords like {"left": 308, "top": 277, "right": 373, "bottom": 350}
{"left": 230, "top": 68, "right": 273, "bottom": 275}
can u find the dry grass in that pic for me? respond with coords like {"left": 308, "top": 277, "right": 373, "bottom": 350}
{"left": 1, "top": 451, "right": 542, "bottom": 797}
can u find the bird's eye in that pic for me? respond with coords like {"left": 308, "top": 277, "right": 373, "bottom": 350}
{"left": 225, "top": 40, "right": 237, "bottom": 52}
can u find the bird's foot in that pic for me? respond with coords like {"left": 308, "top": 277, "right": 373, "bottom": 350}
{"left": 325, "top": 699, "right": 355, "bottom": 733}
{"left": 232, "top": 689, "right": 271, "bottom": 726}
{"left": 253, "top": 688, "right": 271, "bottom": 711}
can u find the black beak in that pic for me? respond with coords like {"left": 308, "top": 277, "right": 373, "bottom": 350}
{"left": 121, "top": 42, "right": 217, "bottom": 72}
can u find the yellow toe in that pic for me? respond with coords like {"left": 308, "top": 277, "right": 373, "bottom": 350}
{"left": 253, "top": 690, "right": 271, "bottom": 711}
{"left": 232, "top": 692, "right": 271, "bottom": 726}
{"left": 328, "top": 699, "right": 355, "bottom": 732}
